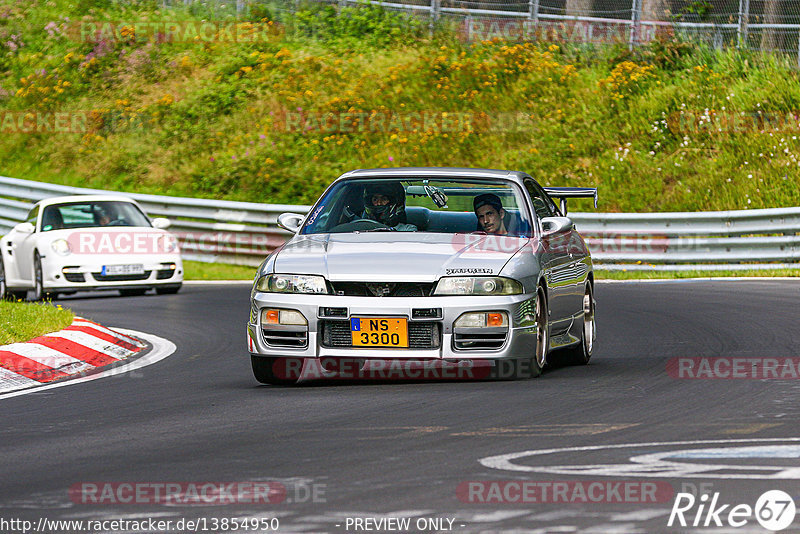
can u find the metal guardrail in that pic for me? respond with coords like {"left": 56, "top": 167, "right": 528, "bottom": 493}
{"left": 0, "top": 176, "right": 309, "bottom": 266}
{"left": 1, "top": 175, "right": 799, "bottom": 270}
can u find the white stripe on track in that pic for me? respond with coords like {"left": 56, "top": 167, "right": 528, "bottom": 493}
{"left": 0, "top": 343, "right": 93, "bottom": 374}
{"left": 0, "top": 367, "right": 40, "bottom": 389}
{"left": 71, "top": 319, "right": 146, "bottom": 347}
{"left": 43, "top": 330, "right": 136, "bottom": 359}
{"left": 0, "top": 329, "right": 176, "bottom": 400}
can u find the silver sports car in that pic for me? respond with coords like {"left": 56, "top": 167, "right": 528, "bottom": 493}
{"left": 247, "top": 168, "right": 597, "bottom": 384}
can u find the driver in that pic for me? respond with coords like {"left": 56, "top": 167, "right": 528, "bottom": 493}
{"left": 362, "top": 182, "right": 416, "bottom": 231}
{"left": 473, "top": 193, "right": 508, "bottom": 235}
{"left": 95, "top": 208, "right": 112, "bottom": 226}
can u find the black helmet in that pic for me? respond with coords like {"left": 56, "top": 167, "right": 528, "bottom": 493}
{"left": 362, "top": 182, "right": 407, "bottom": 226}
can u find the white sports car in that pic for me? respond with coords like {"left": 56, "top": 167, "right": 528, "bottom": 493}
{"left": 0, "top": 195, "right": 183, "bottom": 300}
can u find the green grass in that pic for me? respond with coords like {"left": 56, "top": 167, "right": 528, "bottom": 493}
{"left": 0, "top": 301, "right": 74, "bottom": 345}
{"left": 183, "top": 260, "right": 257, "bottom": 280}
{"left": 1, "top": 1, "right": 799, "bottom": 212}
{"left": 596, "top": 268, "right": 800, "bottom": 280}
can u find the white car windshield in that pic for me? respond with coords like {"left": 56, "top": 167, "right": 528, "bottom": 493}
{"left": 40, "top": 201, "right": 152, "bottom": 231}
{"left": 301, "top": 178, "right": 532, "bottom": 237}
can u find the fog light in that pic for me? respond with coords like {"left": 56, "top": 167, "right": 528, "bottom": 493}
{"left": 487, "top": 313, "right": 505, "bottom": 327}
{"left": 264, "top": 310, "right": 280, "bottom": 324}
{"left": 261, "top": 308, "right": 307, "bottom": 326}
{"left": 454, "top": 311, "right": 508, "bottom": 328}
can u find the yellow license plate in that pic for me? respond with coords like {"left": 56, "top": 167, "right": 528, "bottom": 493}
{"left": 351, "top": 317, "right": 408, "bottom": 348}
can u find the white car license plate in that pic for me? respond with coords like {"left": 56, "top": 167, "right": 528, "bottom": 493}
{"left": 102, "top": 264, "right": 145, "bottom": 276}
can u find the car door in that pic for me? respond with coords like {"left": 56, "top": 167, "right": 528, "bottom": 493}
{"left": 524, "top": 179, "right": 579, "bottom": 333}
{"left": 13, "top": 205, "right": 40, "bottom": 285}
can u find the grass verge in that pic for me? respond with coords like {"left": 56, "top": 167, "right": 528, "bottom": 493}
{"left": 183, "top": 259, "right": 799, "bottom": 281}
{"left": 596, "top": 268, "right": 800, "bottom": 280}
{"left": 183, "top": 260, "right": 257, "bottom": 280}
{"left": 0, "top": 301, "right": 74, "bottom": 345}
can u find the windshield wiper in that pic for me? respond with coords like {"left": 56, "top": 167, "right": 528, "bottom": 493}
{"left": 359, "top": 227, "right": 397, "bottom": 232}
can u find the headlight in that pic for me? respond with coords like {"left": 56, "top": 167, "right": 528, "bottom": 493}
{"left": 256, "top": 274, "right": 329, "bottom": 294}
{"left": 51, "top": 239, "right": 71, "bottom": 256}
{"left": 434, "top": 277, "right": 522, "bottom": 295}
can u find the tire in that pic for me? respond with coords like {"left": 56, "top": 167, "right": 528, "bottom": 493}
{"left": 530, "top": 286, "right": 549, "bottom": 378}
{"left": 0, "top": 255, "right": 10, "bottom": 300}
{"left": 1, "top": 256, "right": 27, "bottom": 301}
{"left": 495, "top": 287, "right": 548, "bottom": 380}
{"left": 251, "top": 355, "right": 301, "bottom": 386}
{"left": 560, "top": 283, "right": 596, "bottom": 365}
{"left": 120, "top": 288, "right": 148, "bottom": 297}
{"left": 156, "top": 284, "right": 181, "bottom": 295}
{"left": 32, "top": 252, "right": 52, "bottom": 301}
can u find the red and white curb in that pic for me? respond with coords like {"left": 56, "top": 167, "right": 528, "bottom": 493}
{"left": 0, "top": 317, "right": 175, "bottom": 398}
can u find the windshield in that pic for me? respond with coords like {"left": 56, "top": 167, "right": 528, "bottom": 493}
{"left": 40, "top": 201, "right": 152, "bottom": 231}
{"left": 300, "top": 178, "right": 532, "bottom": 237}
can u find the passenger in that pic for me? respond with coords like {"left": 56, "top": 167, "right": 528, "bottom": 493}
{"left": 362, "top": 182, "right": 417, "bottom": 232}
{"left": 473, "top": 193, "right": 508, "bottom": 235}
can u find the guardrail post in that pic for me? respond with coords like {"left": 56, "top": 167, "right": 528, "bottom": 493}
{"left": 628, "top": 0, "right": 641, "bottom": 50}
{"left": 737, "top": 0, "right": 750, "bottom": 48}
{"left": 529, "top": 0, "right": 540, "bottom": 26}
{"left": 430, "top": 0, "right": 440, "bottom": 36}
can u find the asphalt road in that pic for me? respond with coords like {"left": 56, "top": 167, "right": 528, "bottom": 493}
{"left": 2, "top": 280, "right": 800, "bottom": 534}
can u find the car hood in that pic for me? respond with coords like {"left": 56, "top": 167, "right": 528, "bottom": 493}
{"left": 274, "top": 233, "right": 528, "bottom": 282}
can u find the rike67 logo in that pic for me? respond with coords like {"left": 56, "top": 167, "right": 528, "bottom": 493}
{"left": 668, "top": 490, "right": 796, "bottom": 531}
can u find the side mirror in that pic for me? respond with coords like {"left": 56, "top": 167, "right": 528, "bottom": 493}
{"left": 152, "top": 217, "right": 171, "bottom": 230}
{"left": 13, "top": 222, "right": 35, "bottom": 234}
{"left": 277, "top": 213, "right": 305, "bottom": 233}
{"left": 541, "top": 216, "right": 574, "bottom": 237}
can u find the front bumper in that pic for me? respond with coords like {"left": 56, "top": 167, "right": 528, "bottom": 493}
{"left": 248, "top": 292, "right": 538, "bottom": 361}
{"left": 42, "top": 254, "right": 183, "bottom": 291}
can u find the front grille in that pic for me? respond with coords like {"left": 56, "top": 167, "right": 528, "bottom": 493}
{"left": 412, "top": 308, "right": 442, "bottom": 319}
{"left": 91, "top": 271, "right": 152, "bottom": 282}
{"left": 321, "top": 320, "right": 441, "bottom": 349}
{"left": 261, "top": 328, "right": 308, "bottom": 348}
{"left": 330, "top": 282, "right": 435, "bottom": 297}
{"left": 64, "top": 273, "right": 85, "bottom": 283}
{"left": 454, "top": 331, "right": 508, "bottom": 351}
{"left": 319, "top": 306, "right": 347, "bottom": 318}
{"left": 156, "top": 268, "right": 175, "bottom": 280}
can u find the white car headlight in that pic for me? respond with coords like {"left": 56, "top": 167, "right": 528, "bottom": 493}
{"left": 51, "top": 239, "right": 71, "bottom": 256}
{"left": 256, "top": 274, "right": 329, "bottom": 294}
{"left": 434, "top": 277, "right": 522, "bottom": 296}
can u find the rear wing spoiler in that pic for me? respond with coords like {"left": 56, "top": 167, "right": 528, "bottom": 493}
{"left": 544, "top": 187, "right": 598, "bottom": 215}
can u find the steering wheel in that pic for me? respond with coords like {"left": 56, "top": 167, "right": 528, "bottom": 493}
{"left": 328, "top": 219, "right": 390, "bottom": 233}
